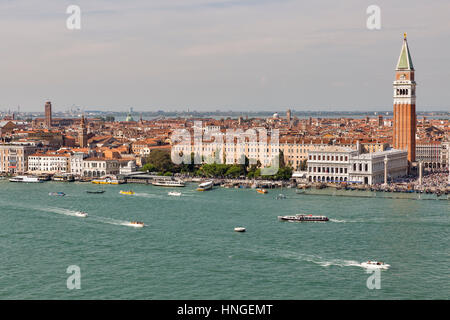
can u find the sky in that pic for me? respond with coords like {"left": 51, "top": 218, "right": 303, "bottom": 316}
{"left": 0, "top": 0, "right": 449, "bottom": 112}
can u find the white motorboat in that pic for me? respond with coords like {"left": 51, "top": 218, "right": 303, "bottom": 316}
{"left": 9, "top": 176, "right": 42, "bottom": 183}
{"left": 74, "top": 211, "right": 88, "bottom": 218}
{"left": 234, "top": 227, "right": 246, "bottom": 232}
{"left": 168, "top": 191, "right": 182, "bottom": 196}
{"left": 128, "top": 221, "right": 145, "bottom": 228}
{"left": 361, "top": 261, "right": 390, "bottom": 269}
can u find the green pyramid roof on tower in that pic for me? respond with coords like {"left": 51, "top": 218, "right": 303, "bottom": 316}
{"left": 396, "top": 33, "right": 414, "bottom": 70}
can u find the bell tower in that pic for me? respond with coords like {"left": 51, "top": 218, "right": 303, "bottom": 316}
{"left": 393, "top": 33, "right": 416, "bottom": 164}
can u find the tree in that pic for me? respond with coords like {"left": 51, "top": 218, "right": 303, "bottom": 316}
{"left": 145, "top": 149, "right": 174, "bottom": 173}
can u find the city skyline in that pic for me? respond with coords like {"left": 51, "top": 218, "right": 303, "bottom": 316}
{"left": 1, "top": 0, "right": 450, "bottom": 112}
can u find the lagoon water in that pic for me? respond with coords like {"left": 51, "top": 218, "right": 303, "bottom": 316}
{"left": 0, "top": 180, "right": 448, "bottom": 299}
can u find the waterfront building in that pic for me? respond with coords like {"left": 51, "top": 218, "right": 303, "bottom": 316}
{"left": 393, "top": 33, "right": 416, "bottom": 164}
{"left": 306, "top": 146, "right": 408, "bottom": 185}
{"left": 307, "top": 146, "right": 355, "bottom": 183}
{"left": 27, "top": 151, "right": 70, "bottom": 174}
{"left": 0, "top": 143, "right": 37, "bottom": 174}
{"left": 348, "top": 149, "right": 408, "bottom": 185}
{"left": 82, "top": 158, "right": 120, "bottom": 177}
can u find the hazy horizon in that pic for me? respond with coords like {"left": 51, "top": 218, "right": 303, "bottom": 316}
{"left": 1, "top": 0, "right": 449, "bottom": 112}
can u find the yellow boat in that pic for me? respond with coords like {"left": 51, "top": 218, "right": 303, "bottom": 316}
{"left": 119, "top": 190, "right": 135, "bottom": 195}
{"left": 256, "top": 188, "right": 268, "bottom": 194}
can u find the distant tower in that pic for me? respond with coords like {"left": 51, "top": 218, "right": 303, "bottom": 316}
{"left": 45, "top": 101, "right": 52, "bottom": 128}
{"left": 79, "top": 115, "right": 88, "bottom": 148}
{"left": 378, "top": 115, "right": 383, "bottom": 127}
{"left": 286, "top": 109, "right": 292, "bottom": 122}
{"left": 393, "top": 33, "right": 416, "bottom": 164}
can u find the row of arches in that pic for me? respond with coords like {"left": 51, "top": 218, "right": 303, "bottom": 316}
{"left": 83, "top": 171, "right": 106, "bottom": 177}
{"left": 309, "top": 176, "right": 348, "bottom": 182}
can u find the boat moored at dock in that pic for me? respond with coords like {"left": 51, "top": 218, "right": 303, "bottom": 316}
{"left": 197, "top": 181, "right": 213, "bottom": 191}
{"left": 278, "top": 214, "right": 329, "bottom": 222}
{"left": 152, "top": 179, "right": 185, "bottom": 187}
{"left": 9, "top": 176, "right": 42, "bottom": 183}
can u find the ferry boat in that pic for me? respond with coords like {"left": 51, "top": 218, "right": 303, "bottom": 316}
{"left": 120, "top": 190, "right": 135, "bottom": 195}
{"left": 49, "top": 192, "right": 65, "bottom": 196}
{"left": 256, "top": 188, "right": 268, "bottom": 194}
{"left": 361, "top": 261, "right": 390, "bottom": 269}
{"left": 168, "top": 191, "right": 182, "bottom": 196}
{"left": 278, "top": 214, "right": 329, "bottom": 222}
{"left": 74, "top": 211, "right": 88, "bottom": 218}
{"left": 152, "top": 179, "right": 185, "bottom": 187}
{"left": 9, "top": 176, "right": 42, "bottom": 183}
{"left": 197, "top": 181, "right": 213, "bottom": 191}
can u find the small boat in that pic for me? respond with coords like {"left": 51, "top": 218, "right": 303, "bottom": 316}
{"left": 256, "top": 188, "right": 268, "bottom": 194}
{"left": 129, "top": 221, "right": 145, "bottom": 228}
{"left": 275, "top": 194, "right": 286, "bottom": 199}
{"left": 168, "top": 191, "right": 182, "bottom": 196}
{"left": 74, "top": 211, "right": 88, "bottom": 218}
{"left": 361, "top": 261, "right": 390, "bottom": 269}
{"left": 278, "top": 214, "right": 329, "bottom": 222}
{"left": 49, "top": 192, "right": 65, "bottom": 196}
{"left": 197, "top": 181, "right": 213, "bottom": 191}
{"left": 234, "top": 227, "right": 246, "bottom": 232}
{"left": 86, "top": 190, "right": 105, "bottom": 194}
{"left": 120, "top": 190, "right": 135, "bottom": 195}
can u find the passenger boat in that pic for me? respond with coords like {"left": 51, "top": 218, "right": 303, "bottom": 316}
{"left": 129, "top": 221, "right": 145, "bottom": 228}
{"left": 168, "top": 191, "right": 182, "bottom": 196}
{"left": 9, "top": 176, "right": 42, "bottom": 183}
{"left": 234, "top": 227, "right": 246, "bottom": 232}
{"left": 361, "top": 261, "right": 390, "bottom": 269}
{"left": 86, "top": 190, "right": 105, "bottom": 194}
{"left": 74, "top": 211, "right": 88, "bottom": 218}
{"left": 278, "top": 214, "right": 329, "bottom": 222}
{"left": 256, "top": 188, "right": 268, "bottom": 194}
{"left": 197, "top": 181, "right": 213, "bottom": 191}
{"left": 152, "top": 179, "right": 185, "bottom": 187}
{"left": 49, "top": 192, "right": 65, "bottom": 196}
{"left": 52, "top": 174, "right": 75, "bottom": 182}
{"left": 119, "top": 190, "right": 135, "bottom": 195}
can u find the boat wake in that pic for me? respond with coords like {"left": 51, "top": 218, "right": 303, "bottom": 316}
{"left": 89, "top": 216, "right": 146, "bottom": 228}
{"left": 276, "top": 251, "right": 361, "bottom": 268}
{"left": 41, "top": 207, "right": 86, "bottom": 218}
{"left": 329, "top": 219, "right": 346, "bottom": 223}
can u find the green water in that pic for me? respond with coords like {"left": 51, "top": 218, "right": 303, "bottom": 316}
{"left": 0, "top": 180, "right": 448, "bottom": 299}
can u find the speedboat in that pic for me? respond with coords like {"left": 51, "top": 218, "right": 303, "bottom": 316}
{"left": 168, "top": 191, "right": 182, "bottom": 196}
{"left": 119, "top": 190, "right": 135, "bottom": 195}
{"left": 234, "top": 227, "right": 246, "bottom": 232}
{"left": 197, "top": 181, "right": 213, "bottom": 191}
{"left": 257, "top": 188, "right": 268, "bottom": 194}
{"left": 74, "top": 211, "right": 88, "bottom": 218}
{"left": 49, "top": 192, "right": 65, "bottom": 196}
{"left": 361, "top": 261, "right": 390, "bottom": 269}
{"left": 278, "top": 214, "right": 329, "bottom": 222}
{"left": 129, "top": 221, "right": 145, "bottom": 228}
